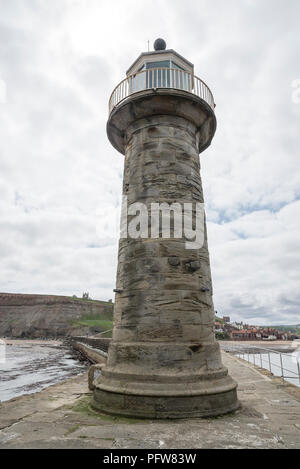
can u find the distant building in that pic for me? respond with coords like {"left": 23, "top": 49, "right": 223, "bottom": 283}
{"left": 263, "top": 335, "right": 277, "bottom": 341}
{"left": 231, "top": 330, "right": 246, "bottom": 340}
{"left": 232, "top": 322, "right": 244, "bottom": 330}
{"left": 223, "top": 316, "right": 230, "bottom": 323}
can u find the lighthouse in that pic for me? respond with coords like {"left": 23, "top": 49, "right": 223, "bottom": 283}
{"left": 93, "top": 39, "right": 239, "bottom": 418}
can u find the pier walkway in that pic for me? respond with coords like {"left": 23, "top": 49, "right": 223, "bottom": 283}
{"left": 0, "top": 352, "right": 299, "bottom": 449}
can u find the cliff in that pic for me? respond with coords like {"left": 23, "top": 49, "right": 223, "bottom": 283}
{"left": 0, "top": 293, "right": 114, "bottom": 338}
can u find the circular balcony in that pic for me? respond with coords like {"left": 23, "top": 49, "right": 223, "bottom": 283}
{"left": 108, "top": 68, "right": 215, "bottom": 115}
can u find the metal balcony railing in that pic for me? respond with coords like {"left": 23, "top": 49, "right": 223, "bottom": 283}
{"left": 108, "top": 67, "right": 215, "bottom": 114}
{"left": 222, "top": 343, "right": 300, "bottom": 387}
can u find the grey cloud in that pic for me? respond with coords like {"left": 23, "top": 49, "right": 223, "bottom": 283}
{"left": 0, "top": 0, "right": 299, "bottom": 324}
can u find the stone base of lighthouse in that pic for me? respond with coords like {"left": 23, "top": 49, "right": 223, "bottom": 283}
{"left": 92, "top": 342, "right": 238, "bottom": 419}
{"left": 93, "top": 389, "right": 239, "bottom": 419}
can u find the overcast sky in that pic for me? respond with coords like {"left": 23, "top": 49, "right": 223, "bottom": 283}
{"left": 0, "top": 0, "right": 299, "bottom": 325}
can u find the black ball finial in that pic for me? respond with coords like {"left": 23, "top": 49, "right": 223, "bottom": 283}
{"left": 154, "top": 38, "right": 167, "bottom": 51}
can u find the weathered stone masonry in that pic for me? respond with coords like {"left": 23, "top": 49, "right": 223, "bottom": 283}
{"left": 114, "top": 115, "right": 215, "bottom": 345}
{"left": 93, "top": 44, "right": 239, "bottom": 418}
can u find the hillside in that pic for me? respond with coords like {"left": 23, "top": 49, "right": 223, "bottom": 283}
{"left": 263, "top": 325, "right": 300, "bottom": 335}
{"left": 0, "top": 293, "right": 114, "bottom": 338}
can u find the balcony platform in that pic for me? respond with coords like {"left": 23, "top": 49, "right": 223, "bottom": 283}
{"left": 107, "top": 87, "right": 217, "bottom": 155}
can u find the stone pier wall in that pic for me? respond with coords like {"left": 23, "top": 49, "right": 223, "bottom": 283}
{"left": 71, "top": 336, "right": 111, "bottom": 353}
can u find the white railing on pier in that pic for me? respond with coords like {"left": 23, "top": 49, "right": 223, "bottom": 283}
{"left": 222, "top": 344, "right": 300, "bottom": 387}
{"left": 109, "top": 68, "right": 215, "bottom": 114}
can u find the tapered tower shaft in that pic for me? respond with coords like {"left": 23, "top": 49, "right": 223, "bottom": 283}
{"left": 93, "top": 41, "right": 238, "bottom": 418}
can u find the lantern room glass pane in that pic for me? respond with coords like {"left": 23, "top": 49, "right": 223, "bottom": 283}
{"left": 145, "top": 61, "right": 171, "bottom": 88}
{"left": 129, "top": 59, "right": 191, "bottom": 94}
{"left": 146, "top": 60, "right": 171, "bottom": 69}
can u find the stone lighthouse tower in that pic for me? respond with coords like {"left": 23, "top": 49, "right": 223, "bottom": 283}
{"left": 93, "top": 39, "right": 238, "bottom": 418}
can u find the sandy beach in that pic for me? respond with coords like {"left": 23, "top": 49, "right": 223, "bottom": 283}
{"left": 1, "top": 338, "right": 62, "bottom": 346}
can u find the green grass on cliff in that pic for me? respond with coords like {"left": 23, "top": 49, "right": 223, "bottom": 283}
{"left": 73, "top": 319, "right": 113, "bottom": 330}
{"left": 69, "top": 298, "right": 114, "bottom": 336}
{"left": 70, "top": 308, "right": 114, "bottom": 336}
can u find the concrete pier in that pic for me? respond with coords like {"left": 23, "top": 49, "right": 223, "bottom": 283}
{"left": 0, "top": 353, "right": 299, "bottom": 449}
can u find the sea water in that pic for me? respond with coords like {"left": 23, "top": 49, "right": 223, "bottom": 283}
{"left": 0, "top": 342, "right": 87, "bottom": 402}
